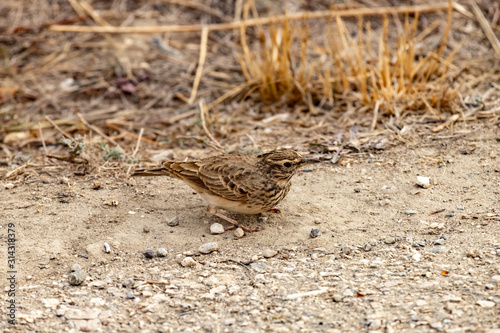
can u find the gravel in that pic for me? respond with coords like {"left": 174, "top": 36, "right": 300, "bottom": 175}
{"left": 10, "top": 235, "right": 500, "bottom": 332}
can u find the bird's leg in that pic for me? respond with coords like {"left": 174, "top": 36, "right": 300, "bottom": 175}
{"left": 208, "top": 206, "right": 262, "bottom": 232}
{"left": 267, "top": 208, "right": 281, "bottom": 214}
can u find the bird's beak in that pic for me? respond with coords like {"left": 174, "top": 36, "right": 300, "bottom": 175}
{"left": 301, "top": 158, "right": 321, "bottom": 165}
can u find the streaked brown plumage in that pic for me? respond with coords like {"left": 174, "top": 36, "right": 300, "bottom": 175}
{"left": 132, "top": 150, "right": 319, "bottom": 232}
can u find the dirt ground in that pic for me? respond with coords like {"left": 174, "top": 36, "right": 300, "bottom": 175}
{"left": 1, "top": 124, "right": 499, "bottom": 332}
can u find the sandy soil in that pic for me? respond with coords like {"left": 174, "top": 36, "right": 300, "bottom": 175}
{"left": 1, "top": 125, "right": 498, "bottom": 332}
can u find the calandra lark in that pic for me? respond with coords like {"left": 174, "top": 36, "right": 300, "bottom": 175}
{"left": 132, "top": 150, "right": 319, "bottom": 232}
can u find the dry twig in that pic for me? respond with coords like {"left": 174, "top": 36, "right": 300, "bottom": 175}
{"left": 49, "top": 3, "right": 451, "bottom": 34}
{"left": 188, "top": 26, "right": 209, "bottom": 105}
{"left": 77, "top": 113, "right": 120, "bottom": 148}
{"left": 199, "top": 100, "right": 223, "bottom": 151}
{"left": 468, "top": 0, "right": 500, "bottom": 57}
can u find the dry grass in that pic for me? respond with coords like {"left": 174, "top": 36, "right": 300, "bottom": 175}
{"left": 238, "top": 0, "right": 462, "bottom": 128}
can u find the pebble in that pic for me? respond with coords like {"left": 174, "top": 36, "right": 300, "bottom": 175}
{"left": 143, "top": 226, "right": 150, "bottom": 233}
{"left": 416, "top": 176, "right": 431, "bottom": 188}
{"left": 412, "top": 252, "right": 421, "bottom": 262}
{"left": 384, "top": 237, "right": 396, "bottom": 244}
{"left": 405, "top": 210, "right": 417, "bottom": 215}
{"left": 210, "top": 223, "right": 225, "bottom": 234}
{"left": 332, "top": 294, "right": 343, "bottom": 302}
{"left": 341, "top": 246, "right": 352, "bottom": 255}
{"left": 157, "top": 248, "right": 167, "bottom": 257}
{"left": 310, "top": 229, "right": 321, "bottom": 238}
{"left": 126, "top": 291, "right": 135, "bottom": 299}
{"left": 250, "top": 262, "right": 267, "bottom": 270}
{"left": 199, "top": 242, "right": 218, "bottom": 254}
{"left": 143, "top": 249, "right": 155, "bottom": 259}
{"left": 476, "top": 300, "right": 495, "bottom": 308}
{"left": 234, "top": 228, "right": 245, "bottom": 238}
{"left": 456, "top": 205, "right": 464, "bottom": 210}
{"left": 5, "top": 183, "right": 15, "bottom": 189}
{"left": 263, "top": 249, "right": 278, "bottom": 258}
{"left": 434, "top": 238, "right": 445, "bottom": 245}
{"left": 122, "top": 278, "right": 134, "bottom": 288}
{"left": 68, "top": 270, "right": 86, "bottom": 286}
{"left": 379, "top": 199, "right": 391, "bottom": 206}
{"left": 167, "top": 216, "right": 179, "bottom": 227}
{"left": 181, "top": 257, "right": 197, "bottom": 267}
{"left": 429, "top": 222, "right": 444, "bottom": 229}
{"left": 68, "top": 264, "right": 86, "bottom": 286}
{"left": 363, "top": 243, "right": 372, "bottom": 251}
{"left": 103, "top": 242, "right": 111, "bottom": 253}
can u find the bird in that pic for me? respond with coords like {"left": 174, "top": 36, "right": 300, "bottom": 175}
{"left": 131, "top": 150, "right": 320, "bottom": 232}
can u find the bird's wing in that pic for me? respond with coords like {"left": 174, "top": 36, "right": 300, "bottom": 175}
{"left": 196, "top": 156, "right": 263, "bottom": 201}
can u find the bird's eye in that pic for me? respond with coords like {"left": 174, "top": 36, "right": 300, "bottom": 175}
{"left": 283, "top": 162, "right": 292, "bottom": 168}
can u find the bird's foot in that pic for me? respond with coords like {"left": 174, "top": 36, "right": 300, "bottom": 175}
{"left": 213, "top": 211, "right": 262, "bottom": 233}
{"left": 267, "top": 208, "right": 281, "bottom": 214}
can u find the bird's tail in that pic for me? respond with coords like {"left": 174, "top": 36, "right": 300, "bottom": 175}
{"left": 131, "top": 167, "right": 170, "bottom": 177}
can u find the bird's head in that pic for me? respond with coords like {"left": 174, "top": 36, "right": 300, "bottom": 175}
{"left": 257, "top": 150, "right": 320, "bottom": 182}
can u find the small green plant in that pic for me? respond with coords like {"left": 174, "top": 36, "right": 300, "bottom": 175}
{"left": 60, "top": 134, "right": 85, "bottom": 156}
{"left": 126, "top": 157, "right": 138, "bottom": 164}
{"left": 99, "top": 142, "right": 125, "bottom": 161}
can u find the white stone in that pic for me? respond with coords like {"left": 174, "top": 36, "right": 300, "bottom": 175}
{"left": 476, "top": 300, "right": 496, "bottom": 308}
{"left": 416, "top": 176, "right": 431, "bottom": 188}
{"left": 199, "top": 242, "right": 218, "bottom": 254}
{"left": 210, "top": 223, "right": 225, "bottom": 234}
{"left": 181, "top": 257, "right": 197, "bottom": 267}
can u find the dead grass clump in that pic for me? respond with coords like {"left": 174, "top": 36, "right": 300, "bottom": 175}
{"left": 239, "top": 2, "right": 461, "bottom": 125}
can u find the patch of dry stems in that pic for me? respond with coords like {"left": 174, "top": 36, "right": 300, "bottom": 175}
{"left": 238, "top": 0, "right": 460, "bottom": 125}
